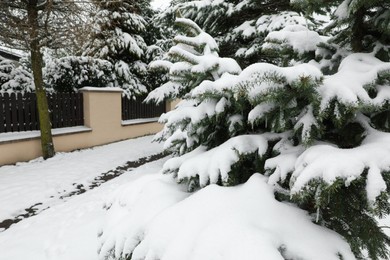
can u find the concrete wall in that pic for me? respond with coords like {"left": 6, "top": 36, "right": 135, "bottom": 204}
{"left": 0, "top": 87, "right": 174, "bottom": 166}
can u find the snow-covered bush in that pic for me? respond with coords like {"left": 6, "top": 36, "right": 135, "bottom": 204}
{"left": 0, "top": 58, "right": 33, "bottom": 94}
{"left": 276, "top": 0, "right": 390, "bottom": 77}
{"left": 83, "top": 0, "right": 163, "bottom": 98}
{"left": 98, "top": 174, "right": 356, "bottom": 260}
{"left": 146, "top": 18, "right": 243, "bottom": 164}
{"left": 147, "top": 18, "right": 241, "bottom": 100}
{"left": 157, "top": 1, "right": 319, "bottom": 67}
{"left": 44, "top": 56, "right": 114, "bottom": 92}
{"left": 145, "top": 18, "right": 390, "bottom": 259}
{"left": 292, "top": 0, "right": 390, "bottom": 59}
{"left": 98, "top": 4, "right": 390, "bottom": 258}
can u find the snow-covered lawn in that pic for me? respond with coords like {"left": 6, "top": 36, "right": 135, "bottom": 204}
{"left": 0, "top": 135, "right": 163, "bottom": 224}
{"left": 0, "top": 156, "right": 167, "bottom": 260}
{"left": 0, "top": 134, "right": 389, "bottom": 260}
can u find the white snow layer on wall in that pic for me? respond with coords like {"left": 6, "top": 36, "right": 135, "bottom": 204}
{"left": 98, "top": 174, "right": 356, "bottom": 260}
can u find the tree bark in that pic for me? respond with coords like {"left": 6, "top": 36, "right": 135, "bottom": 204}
{"left": 28, "top": 0, "right": 55, "bottom": 159}
{"left": 351, "top": 7, "right": 365, "bottom": 53}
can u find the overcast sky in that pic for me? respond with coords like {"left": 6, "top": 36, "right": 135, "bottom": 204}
{"left": 151, "top": 0, "right": 172, "bottom": 10}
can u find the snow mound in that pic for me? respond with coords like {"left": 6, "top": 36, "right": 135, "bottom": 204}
{"left": 98, "top": 174, "right": 189, "bottom": 260}
{"left": 98, "top": 174, "right": 355, "bottom": 260}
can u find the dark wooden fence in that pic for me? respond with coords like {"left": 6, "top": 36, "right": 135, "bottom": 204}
{"left": 0, "top": 92, "right": 84, "bottom": 133}
{"left": 0, "top": 92, "right": 165, "bottom": 134}
{"left": 48, "top": 93, "right": 84, "bottom": 129}
{"left": 122, "top": 96, "right": 165, "bottom": 121}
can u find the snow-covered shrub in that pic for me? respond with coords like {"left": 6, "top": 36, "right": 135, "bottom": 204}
{"left": 44, "top": 56, "right": 114, "bottom": 92}
{"left": 144, "top": 18, "right": 390, "bottom": 259}
{"left": 146, "top": 18, "right": 243, "bottom": 162}
{"left": 98, "top": 174, "right": 356, "bottom": 260}
{"left": 147, "top": 18, "right": 241, "bottom": 101}
{"left": 158, "top": 2, "right": 319, "bottom": 67}
{"left": 83, "top": 0, "right": 163, "bottom": 98}
{"left": 292, "top": 0, "right": 390, "bottom": 59}
{"left": 148, "top": 18, "right": 323, "bottom": 179}
{"left": 0, "top": 58, "right": 33, "bottom": 94}
{"left": 96, "top": 0, "right": 390, "bottom": 255}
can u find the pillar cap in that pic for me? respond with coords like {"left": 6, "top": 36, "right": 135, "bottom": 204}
{"left": 79, "top": 87, "right": 123, "bottom": 93}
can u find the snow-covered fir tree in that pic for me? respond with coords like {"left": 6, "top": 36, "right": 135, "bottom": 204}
{"left": 0, "top": 57, "right": 33, "bottom": 94}
{"left": 291, "top": 0, "right": 390, "bottom": 74}
{"left": 146, "top": 18, "right": 242, "bottom": 159}
{"left": 145, "top": 15, "right": 390, "bottom": 259}
{"left": 158, "top": 0, "right": 314, "bottom": 67}
{"left": 96, "top": 1, "right": 390, "bottom": 259}
{"left": 83, "top": 0, "right": 160, "bottom": 98}
{"left": 292, "top": 0, "right": 390, "bottom": 58}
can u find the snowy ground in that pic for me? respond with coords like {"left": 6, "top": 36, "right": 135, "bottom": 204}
{"left": 1, "top": 135, "right": 390, "bottom": 260}
{"left": 0, "top": 135, "right": 163, "bottom": 227}
{"left": 0, "top": 135, "right": 166, "bottom": 259}
{"left": 0, "top": 157, "right": 167, "bottom": 260}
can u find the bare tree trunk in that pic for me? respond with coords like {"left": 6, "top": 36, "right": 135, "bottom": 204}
{"left": 28, "top": 0, "right": 55, "bottom": 159}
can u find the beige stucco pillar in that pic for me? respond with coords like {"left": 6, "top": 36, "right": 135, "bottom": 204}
{"left": 165, "top": 99, "right": 181, "bottom": 112}
{"left": 79, "top": 87, "right": 124, "bottom": 146}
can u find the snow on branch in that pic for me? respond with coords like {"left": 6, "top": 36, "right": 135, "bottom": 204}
{"left": 175, "top": 18, "right": 203, "bottom": 36}
{"left": 162, "top": 134, "right": 281, "bottom": 187}
{"left": 290, "top": 127, "right": 390, "bottom": 205}
{"left": 146, "top": 17, "right": 241, "bottom": 103}
{"left": 320, "top": 53, "right": 390, "bottom": 112}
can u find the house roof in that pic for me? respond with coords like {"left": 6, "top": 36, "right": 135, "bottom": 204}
{"left": 0, "top": 46, "right": 24, "bottom": 62}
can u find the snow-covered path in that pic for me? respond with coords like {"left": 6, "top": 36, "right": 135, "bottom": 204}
{"left": 0, "top": 158, "right": 167, "bottom": 260}
{"left": 0, "top": 136, "right": 163, "bottom": 228}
